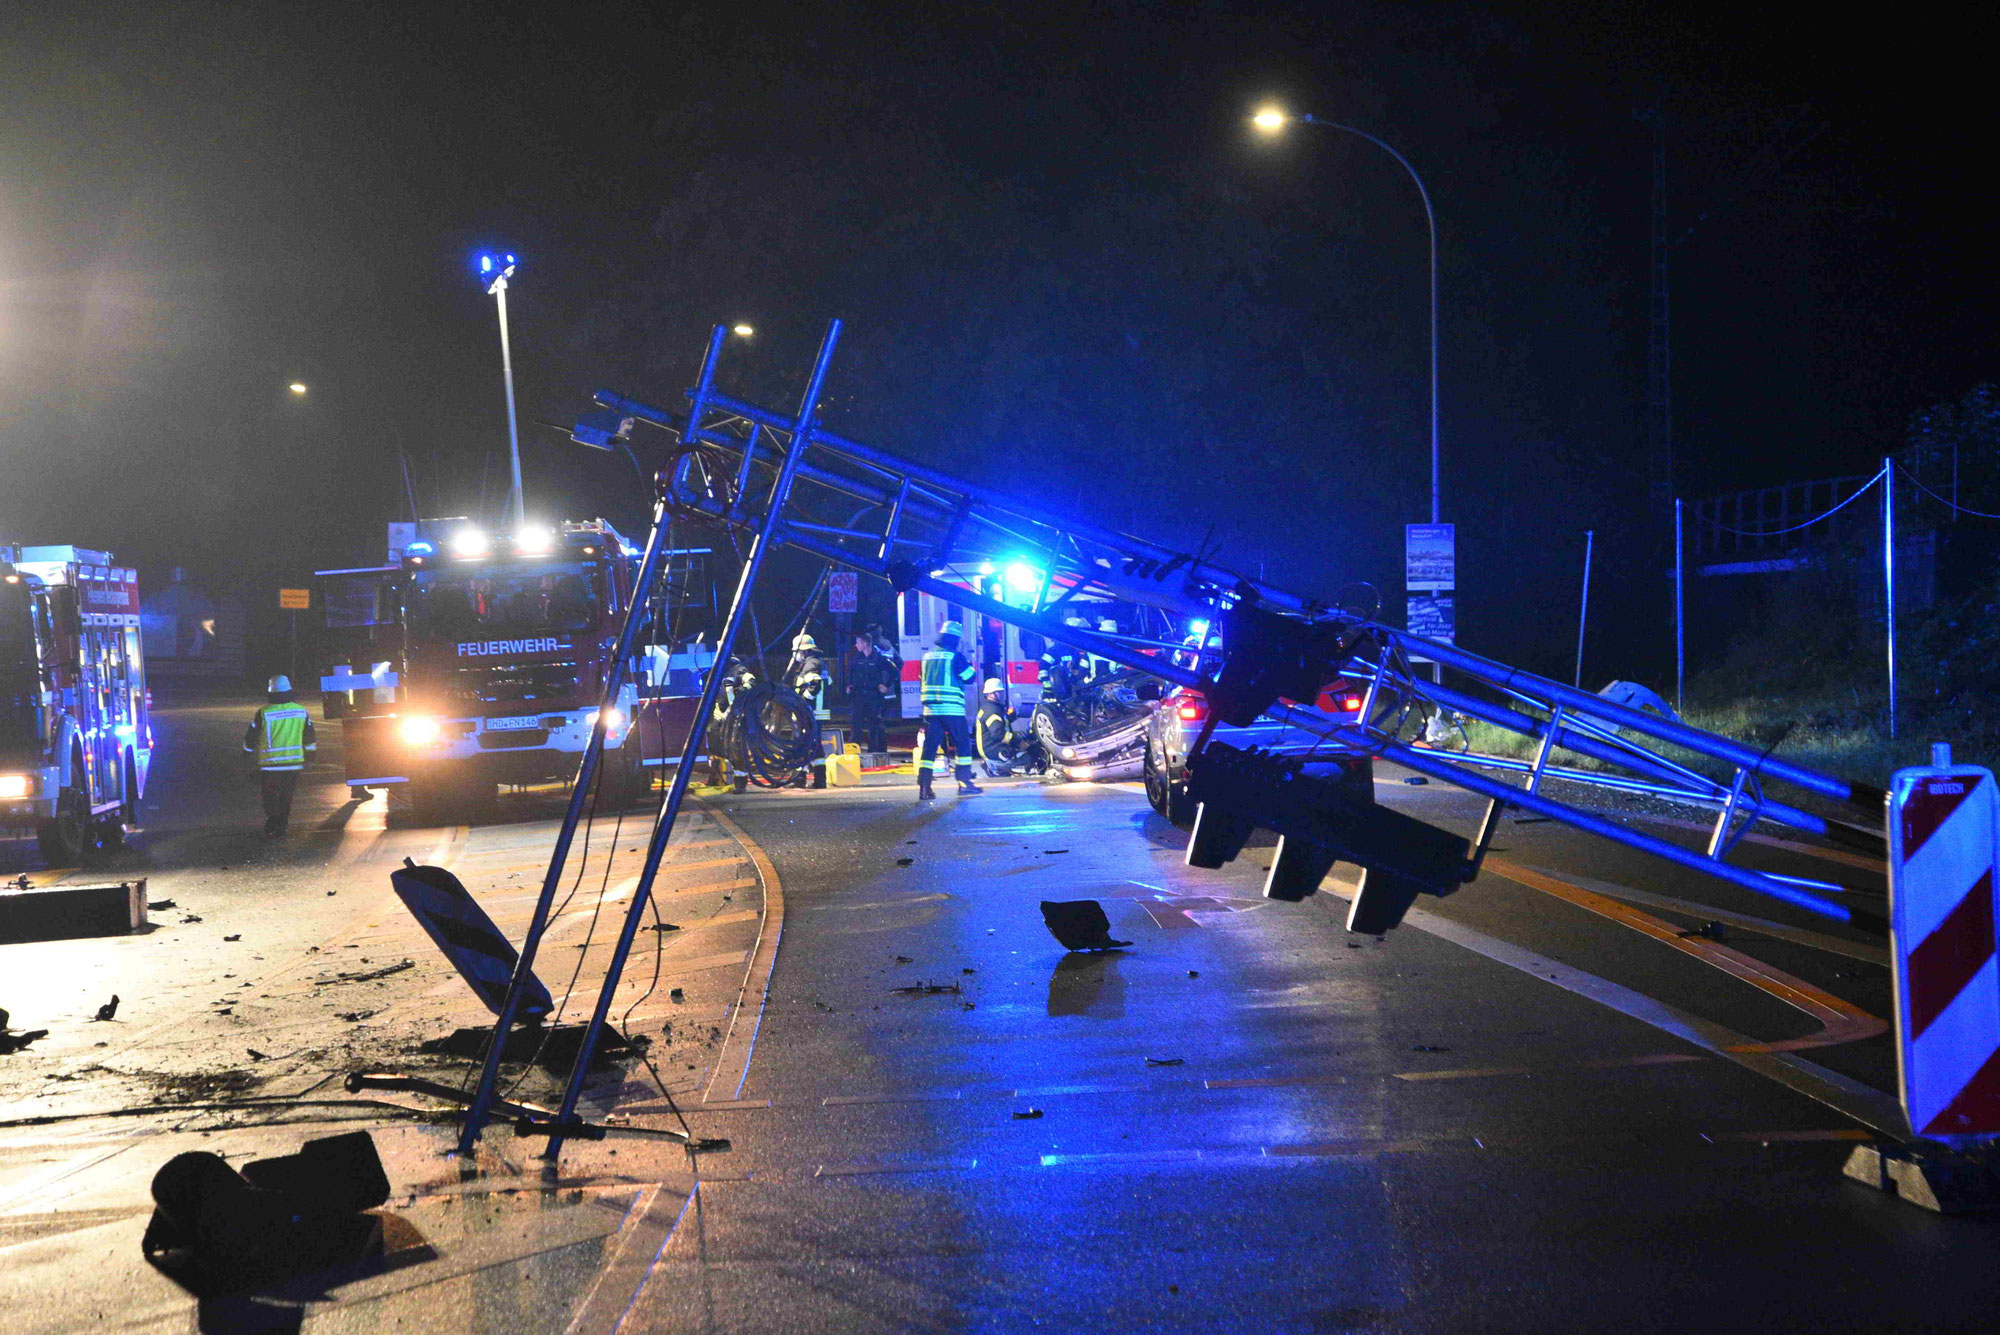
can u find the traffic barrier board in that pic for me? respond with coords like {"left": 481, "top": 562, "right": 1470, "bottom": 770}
{"left": 1888, "top": 756, "right": 2000, "bottom": 1140}
{"left": 278, "top": 587, "right": 311, "bottom": 610}
{"left": 390, "top": 861, "right": 553, "bottom": 1019}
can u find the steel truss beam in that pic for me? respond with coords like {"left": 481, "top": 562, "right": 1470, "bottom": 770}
{"left": 462, "top": 320, "right": 1890, "bottom": 1158}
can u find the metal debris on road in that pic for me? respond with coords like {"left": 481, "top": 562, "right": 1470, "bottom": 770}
{"left": 669, "top": 988, "right": 685, "bottom": 1002}
{"left": 311, "top": 960, "right": 414, "bottom": 987}
{"left": 1404, "top": 777, "right": 1429, "bottom": 785}
{"left": 895, "top": 955, "right": 914, "bottom": 963}
{"left": 1013, "top": 1108, "right": 1044, "bottom": 1119}
{"left": 223, "top": 934, "right": 241, "bottom": 942}
{"left": 94, "top": 995, "right": 120, "bottom": 1021}
{"left": 646, "top": 921, "right": 682, "bottom": 932}
{"left": 179, "top": 914, "right": 202, "bottom": 924}
{"left": 890, "top": 981, "right": 963, "bottom": 996}
{"left": 147, "top": 899, "right": 175, "bottom": 910}
{"left": 895, "top": 857, "right": 915, "bottom": 866}
{"left": 1146, "top": 1057, "right": 1186, "bottom": 1066}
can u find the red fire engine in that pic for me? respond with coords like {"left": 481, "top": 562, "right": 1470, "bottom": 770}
{"left": 0, "top": 545, "right": 152, "bottom": 864}
{"left": 317, "top": 519, "right": 715, "bottom": 822}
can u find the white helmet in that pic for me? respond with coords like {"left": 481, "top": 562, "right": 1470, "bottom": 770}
{"left": 939, "top": 620, "right": 964, "bottom": 639}
{"left": 267, "top": 674, "right": 292, "bottom": 693}
{"left": 983, "top": 678, "right": 1003, "bottom": 695}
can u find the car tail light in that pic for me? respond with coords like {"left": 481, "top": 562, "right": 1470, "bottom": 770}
{"left": 1175, "top": 695, "right": 1209, "bottom": 722}
{"left": 1338, "top": 694, "right": 1364, "bottom": 713}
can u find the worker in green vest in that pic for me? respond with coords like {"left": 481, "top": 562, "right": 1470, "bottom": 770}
{"left": 917, "top": 621, "right": 981, "bottom": 801}
{"left": 243, "top": 674, "right": 316, "bottom": 835}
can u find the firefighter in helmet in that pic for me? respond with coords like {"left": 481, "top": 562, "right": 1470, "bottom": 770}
{"left": 243, "top": 675, "right": 315, "bottom": 835}
{"left": 917, "top": 621, "right": 981, "bottom": 800}
{"left": 976, "top": 677, "right": 1018, "bottom": 778}
{"left": 786, "top": 629, "right": 825, "bottom": 703}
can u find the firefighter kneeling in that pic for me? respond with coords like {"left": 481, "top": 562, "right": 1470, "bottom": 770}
{"left": 976, "top": 679, "right": 1019, "bottom": 778}
{"left": 917, "top": 622, "right": 982, "bottom": 800}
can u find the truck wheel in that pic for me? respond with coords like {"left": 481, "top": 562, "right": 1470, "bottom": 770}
{"left": 37, "top": 788, "right": 91, "bottom": 866}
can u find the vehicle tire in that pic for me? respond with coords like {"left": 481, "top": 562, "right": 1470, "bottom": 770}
{"left": 37, "top": 787, "right": 91, "bottom": 866}
{"left": 1143, "top": 743, "right": 1195, "bottom": 828}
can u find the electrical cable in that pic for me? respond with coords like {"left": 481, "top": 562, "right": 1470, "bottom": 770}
{"left": 1895, "top": 462, "right": 2000, "bottom": 520}
{"left": 1702, "top": 467, "right": 1885, "bottom": 536}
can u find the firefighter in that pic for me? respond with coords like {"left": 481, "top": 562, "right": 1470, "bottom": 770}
{"left": 786, "top": 630, "right": 826, "bottom": 705}
{"left": 976, "top": 678, "right": 1018, "bottom": 778}
{"left": 845, "top": 631, "right": 894, "bottom": 754}
{"left": 706, "top": 656, "right": 755, "bottom": 786}
{"left": 243, "top": 674, "right": 315, "bottom": 836}
{"left": 917, "top": 621, "right": 981, "bottom": 800}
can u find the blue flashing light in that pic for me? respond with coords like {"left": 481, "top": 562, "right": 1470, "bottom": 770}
{"left": 1003, "top": 561, "right": 1041, "bottom": 595}
{"left": 1188, "top": 619, "right": 1209, "bottom": 637}
{"left": 406, "top": 540, "right": 435, "bottom": 556}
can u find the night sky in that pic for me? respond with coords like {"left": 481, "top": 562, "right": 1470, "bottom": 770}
{"left": 3, "top": 2, "right": 1995, "bottom": 676}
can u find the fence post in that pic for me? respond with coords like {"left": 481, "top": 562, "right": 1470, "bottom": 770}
{"left": 1885, "top": 457, "right": 1898, "bottom": 741}
{"left": 1674, "top": 498, "right": 1684, "bottom": 715}
{"left": 1574, "top": 529, "right": 1594, "bottom": 689}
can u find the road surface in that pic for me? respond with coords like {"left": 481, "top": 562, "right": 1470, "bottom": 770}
{"left": 2, "top": 689, "right": 1998, "bottom": 1333}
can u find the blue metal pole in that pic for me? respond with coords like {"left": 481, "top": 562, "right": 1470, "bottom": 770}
{"left": 541, "top": 321, "right": 844, "bottom": 1156}
{"left": 1884, "top": 457, "right": 1898, "bottom": 742}
{"left": 455, "top": 324, "right": 732, "bottom": 1155}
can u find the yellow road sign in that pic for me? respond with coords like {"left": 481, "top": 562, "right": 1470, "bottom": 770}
{"left": 279, "top": 587, "right": 311, "bottom": 610}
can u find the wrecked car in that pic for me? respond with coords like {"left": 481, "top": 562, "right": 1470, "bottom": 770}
{"left": 1031, "top": 668, "right": 1167, "bottom": 782}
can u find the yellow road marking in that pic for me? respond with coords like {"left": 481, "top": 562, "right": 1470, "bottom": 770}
{"left": 1485, "top": 857, "right": 1885, "bottom": 1052}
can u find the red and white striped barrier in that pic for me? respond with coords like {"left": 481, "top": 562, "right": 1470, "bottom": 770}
{"left": 1888, "top": 749, "right": 2000, "bottom": 1141}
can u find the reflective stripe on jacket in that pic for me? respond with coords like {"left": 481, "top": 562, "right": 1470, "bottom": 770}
{"left": 246, "top": 703, "right": 316, "bottom": 770}
{"left": 920, "top": 648, "right": 974, "bottom": 715}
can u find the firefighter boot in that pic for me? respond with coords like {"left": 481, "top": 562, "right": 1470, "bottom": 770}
{"left": 954, "top": 765, "right": 983, "bottom": 796}
{"left": 917, "top": 768, "right": 936, "bottom": 801}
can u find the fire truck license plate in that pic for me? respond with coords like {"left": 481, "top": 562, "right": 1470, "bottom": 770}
{"left": 486, "top": 716, "right": 541, "bottom": 732}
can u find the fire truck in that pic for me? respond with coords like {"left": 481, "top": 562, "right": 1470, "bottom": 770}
{"left": 0, "top": 545, "right": 151, "bottom": 864}
{"left": 317, "top": 519, "right": 715, "bottom": 822}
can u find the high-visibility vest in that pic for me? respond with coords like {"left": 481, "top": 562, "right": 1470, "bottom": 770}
{"left": 253, "top": 703, "right": 313, "bottom": 770}
{"left": 920, "top": 648, "right": 972, "bottom": 715}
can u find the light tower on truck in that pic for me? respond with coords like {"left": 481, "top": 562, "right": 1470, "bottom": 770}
{"left": 476, "top": 251, "right": 527, "bottom": 532}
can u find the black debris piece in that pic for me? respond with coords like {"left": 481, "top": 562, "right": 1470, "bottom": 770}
{"left": 1403, "top": 777, "right": 1429, "bottom": 786}
{"left": 1679, "top": 921, "right": 1729, "bottom": 942}
{"left": 646, "top": 922, "right": 681, "bottom": 933}
{"left": 961, "top": 967, "right": 976, "bottom": 975}
{"left": 1410, "top": 1044, "right": 1451, "bottom": 1053}
{"left": 895, "top": 955, "right": 913, "bottom": 964}
{"left": 1012, "top": 1108, "right": 1044, "bottom": 1120}
{"left": 336, "top": 1010, "right": 376, "bottom": 1023}
{"left": 0, "top": 1026, "right": 50, "bottom": 1055}
{"left": 1145, "top": 1057, "right": 1185, "bottom": 1067}
{"left": 889, "top": 981, "right": 962, "bottom": 996}
{"left": 313, "top": 960, "right": 413, "bottom": 987}
{"left": 895, "top": 857, "right": 914, "bottom": 867}
{"left": 180, "top": 914, "right": 203, "bottom": 924}
{"left": 669, "top": 988, "right": 685, "bottom": 1002}
{"left": 1187, "top": 970, "right": 1200, "bottom": 979}
{"left": 94, "top": 995, "right": 120, "bottom": 1022}
{"left": 247, "top": 1049, "right": 269, "bottom": 1061}
{"left": 147, "top": 899, "right": 176, "bottom": 911}
{"left": 1042, "top": 848, "right": 1070, "bottom": 855}
{"left": 223, "top": 934, "right": 241, "bottom": 942}
{"left": 1039, "top": 900, "right": 1131, "bottom": 953}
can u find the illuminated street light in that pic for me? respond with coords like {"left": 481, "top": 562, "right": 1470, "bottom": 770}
{"left": 1251, "top": 107, "right": 1440, "bottom": 528}
{"left": 288, "top": 381, "right": 308, "bottom": 395}
{"left": 732, "top": 323, "right": 755, "bottom": 337}
{"left": 474, "top": 250, "right": 527, "bottom": 531}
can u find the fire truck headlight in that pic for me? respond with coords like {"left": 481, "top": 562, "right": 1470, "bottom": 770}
{"left": 0, "top": 774, "right": 32, "bottom": 799}
{"left": 597, "top": 707, "right": 625, "bottom": 734}
{"left": 515, "top": 525, "right": 554, "bottom": 554}
{"left": 449, "top": 528, "right": 489, "bottom": 559}
{"left": 399, "top": 716, "right": 442, "bottom": 745}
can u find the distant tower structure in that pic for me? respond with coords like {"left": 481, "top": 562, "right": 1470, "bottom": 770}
{"left": 1636, "top": 107, "right": 1672, "bottom": 514}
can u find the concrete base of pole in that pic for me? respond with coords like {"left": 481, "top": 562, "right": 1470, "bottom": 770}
{"left": 1843, "top": 1141, "right": 2000, "bottom": 1214}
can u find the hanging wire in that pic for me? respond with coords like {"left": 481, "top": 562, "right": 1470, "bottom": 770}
{"left": 1895, "top": 461, "right": 2000, "bottom": 520}
{"left": 1702, "top": 466, "right": 1885, "bottom": 537}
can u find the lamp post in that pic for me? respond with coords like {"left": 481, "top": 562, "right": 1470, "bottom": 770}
{"left": 476, "top": 252, "right": 526, "bottom": 531}
{"left": 1252, "top": 107, "right": 1440, "bottom": 527}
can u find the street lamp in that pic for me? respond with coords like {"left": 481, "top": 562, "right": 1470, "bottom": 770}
{"left": 287, "top": 381, "right": 308, "bottom": 395}
{"left": 475, "top": 251, "right": 527, "bottom": 531}
{"left": 1252, "top": 106, "right": 1440, "bottom": 527}
{"left": 732, "top": 323, "right": 755, "bottom": 338}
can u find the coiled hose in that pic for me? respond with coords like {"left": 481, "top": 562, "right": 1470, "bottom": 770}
{"left": 716, "top": 681, "right": 822, "bottom": 787}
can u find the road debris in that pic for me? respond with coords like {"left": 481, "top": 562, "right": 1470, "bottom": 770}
{"left": 247, "top": 1049, "right": 269, "bottom": 1061}
{"left": 890, "top": 981, "right": 963, "bottom": 996}
{"left": 895, "top": 857, "right": 915, "bottom": 867}
{"left": 646, "top": 921, "right": 681, "bottom": 932}
{"left": 895, "top": 955, "right": 914, "bottom": 963}
{"left": 0, "top": 1017, "right": 49, "bottom": 1054}
{"left": 94, "top": 995, "right": 120, "bottom": 1021}
{"left": 1145, "top": 1057, "right": 1185, "bottom": 1067}
{"left": 1410, "top": 1044, "right": 1451, "bottom": 1053}
{"left": 1012, "top": 1108, "right": 1044, "bottom": 1119}
{"left": 1403, "top": 777, "right": 1429, "bottom": 786}
{"left": 1042, "top": 848, "right": 1070, "bottom": 855}
{"left": 223, "top": 934, "right": 241, "bottom": 942}
{"left": 1187, "top": 970, "right": 1199, "bottom": 979}
{"left": 147, "top": 899, "right": 176, "bottom": 910}
{"left": 312, "top": 960, "right": 413, "bottom": 987}
{"left": 179, "top": 914, "right": 203, "bottom": 924}
{"left": 1040, "top": 899, "right": 1131, "bottom": 952}
{"left": 669, "top": 988, "right": 685, "bottom": 1002}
